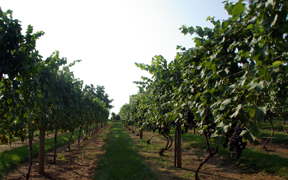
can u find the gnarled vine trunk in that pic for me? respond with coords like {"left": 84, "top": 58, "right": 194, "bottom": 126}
{"left": 139, "top": 129, "right": 143, "bottom": 139}
{"left": 26, "top": 132, "right": 33, "bottom": 180}
{"left": 195, "top": 133, "right": 218, "bottom": 180}
{"left": 68, "top": 130, "right": 74, "bottom": 152}
{"left": 159, "top": 131, "right": 173, "bottom": 156}
{"left": 53, "top": 128, "right": 57, "bottom": 163}
{"left": 176, "top": 125, "right": 181, "bottom": 168}
{"left": 78, "top": 126, "right": 82, "bottom": 145}
{"left": 38, "top": 127, "right": 45, "bottom": 174}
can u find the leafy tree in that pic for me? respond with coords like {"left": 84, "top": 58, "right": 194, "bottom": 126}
{"left": 111, "top": 112, "right": 116, "bottom": 121}
{"left": 95, "top": 85, "right": 114, "bottom": 109}
{"left": 115, "top": 114, "right": 120, "bottom": 121}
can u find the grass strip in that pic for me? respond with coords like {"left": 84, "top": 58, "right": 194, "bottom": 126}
{"left": 256, "top": 129, "right": 288, "bottom": 144}
{"left": 258, "top": 117, "right": 285, "bottom": 131}
{"left": 94, "top": 122, "right": 157, "bottom": 180}
{"left": 0, "top": 128, "right": 82, "bottom": 177}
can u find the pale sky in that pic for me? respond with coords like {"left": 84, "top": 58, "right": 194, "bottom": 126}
{"left": 1, "top": 0, "right": 234, "bottom": 115}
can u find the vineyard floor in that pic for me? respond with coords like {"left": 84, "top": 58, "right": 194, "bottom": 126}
{"left": 94, "top": 122, "right": 157, "bottom": 180}
{"left": 126, "top": 128, "right": 285, "bottom": 180}
{"left": 0, "top": 131, "right": 70, "bottom": 153}
{"left": 3, "top": 124, "right": 111, "bottom": 180}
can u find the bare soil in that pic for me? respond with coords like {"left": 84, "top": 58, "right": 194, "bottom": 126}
{"left": 3, "top": 124, "right": 111, "bottom": 180}
{"left": 126, "top": 128, "right": 286, "bottom": 180}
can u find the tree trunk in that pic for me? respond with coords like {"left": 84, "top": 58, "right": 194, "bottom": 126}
{"left": 68, "top": 131, "right": 74, "bottom": 152}
{"left": 53, "top": 128, "right": 57, "bottom": 163}
{"left": 78, "top": 127, "right": 82, "bottom": 145}
{"left": 38, "top": 128, "right": 45, "bottom": 174}
{"left": 9, "top": 135, "right": 12, "bottom": 146}
{"left": 85, "top": 125, "right": 88, "bottom": 137}
{"left": 140, "top": 129, "right": 143, "bottom": 139}
{"left": 176, "top": 125, "right": 182, "bottom": 168}
{"left": 174, "top": 127, "right": 177, "bottom": 167}
{"left": 26, "top": 134, "right": 33, "bottom": 179}
{"left": 88, "top": 126, "right": 90, "bottom": 137}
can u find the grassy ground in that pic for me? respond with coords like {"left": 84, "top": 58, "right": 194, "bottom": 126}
{"left": 258, "top": 117, "right": 286, "bottom": 132}
{"left": 256, "top": 129, "right": 288, "bottom": 145}
{"left": 94, "top": 122, "right": 157, "bottom": 180}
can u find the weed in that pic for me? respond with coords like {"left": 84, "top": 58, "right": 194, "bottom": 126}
{"left": 100, "top": 133, "right": 106, "bottom": 137}
{"left": 182, "top": 172, "right": 194, "bottom": 179}
{"left": 87, "top": 156, "right": 93, "bottom": 160}
{"left": 181, "top": 140, "right": 190, "bottom": 150}
{"left": 82, "top": 144, "right": 87, "bottom": 158}
{"left": 194, "top": 145, "right": 205, "bottom": 160}
{"left": 93, "top": 152, "right": 101, "bottom": 156}
{"left": 57, "top": 154, "right": 67, "bottom": 161}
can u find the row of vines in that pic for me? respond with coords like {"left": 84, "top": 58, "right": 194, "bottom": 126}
{"left": 0, "top": 8, "right": 111, "bottom": 179}
{"left": 120, "top": 0, "right": 288, "bottom": 179}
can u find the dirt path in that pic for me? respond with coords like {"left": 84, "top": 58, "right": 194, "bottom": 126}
{"left": 125, "top": 128, "right": 284, "bottom": 180}
{"left": 4, "top": 124, "right": 112, "bottom": 180}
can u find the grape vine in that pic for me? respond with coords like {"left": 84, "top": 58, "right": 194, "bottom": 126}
{"left": 0, "top": 8, "right": 111, "bottom": 179}
{"left": 120, "top": 0, "right": 288, "bottom": 179}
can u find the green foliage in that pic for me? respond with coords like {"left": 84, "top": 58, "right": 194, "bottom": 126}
{"left": 120, "top": 0, "right": 288, "bottom": 173}
{"left": 0, "top": 7, "right": 112, "bottom": 176}
{"left": 0, "top": 7, "right": 111, "bottom": 145}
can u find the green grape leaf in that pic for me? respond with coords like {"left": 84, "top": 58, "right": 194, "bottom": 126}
{"left": 232, "top": 1, "right": 245, "bottom": 21}
{"left": 240, "top": 129, "right": 256, "bottom": 142}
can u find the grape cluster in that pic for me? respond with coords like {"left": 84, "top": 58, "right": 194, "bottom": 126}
{"left": 228, "top": 126, "right": 247, "bottom": 159}
{"left": 186, "top": 110, "right": 196, "bottom": 126}
{"left": 263, "top": 110, "right": 276, "bottom": 122}
{"left": 202, "top": 108, "right": 216, "bottom": 137}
